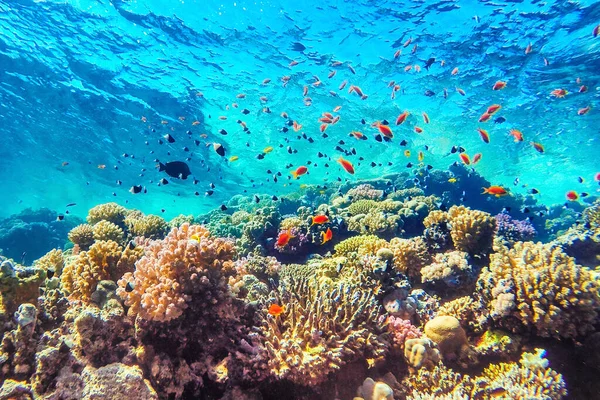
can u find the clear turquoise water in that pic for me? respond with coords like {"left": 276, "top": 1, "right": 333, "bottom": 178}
{"left": 1, "top": 0, "right": 599, "bottom": 220}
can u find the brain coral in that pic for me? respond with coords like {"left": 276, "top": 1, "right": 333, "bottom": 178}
{"left": 477, "top": 241, "right": 600, "bottom": 339}
{"left": 68, "top": 224, "right": 95, "bottom": 250}
{"left": 87, "top": 202, "right": 127, "bottom": 226}
{"left": 253, "top": 279, "right": 388, "bottom": 386}
{"left": 116, "top": 223, "right": 235, "bottom": 322}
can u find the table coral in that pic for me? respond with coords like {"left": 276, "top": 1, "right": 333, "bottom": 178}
{"left": 249, "top": 279, "right": 388, "bottom": 386}
{"left": 68, "top": 223, "right": 95, "bottom": 250}
{"left": 87, "top": 202, "right": 127, "bottom": 226}
{"left": 116, "top": 223, "right": 236, "bottom": 322}
{"left": 477, "top": 241, "right": 600, "bottom": 339}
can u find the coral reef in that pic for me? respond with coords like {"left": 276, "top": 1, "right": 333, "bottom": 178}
{"left": 420, "top": 251, "right": 473, "bottom": 289}
{"left": 87, "top": 202, "right": 127, "bottom": 226}
{"left": 495, "top": 212, "right": 536, "bottom": 243}
{"left": 68, "top": 223, "right": 95, "bottom": 250}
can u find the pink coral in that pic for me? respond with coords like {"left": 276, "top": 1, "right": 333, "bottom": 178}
{"left": 387, "top": 315, "right": 422, "bottom": 352}
{"left": 116, "top": 223, "right": 236, "bottom": 322}
{"left": 347, "top": 184, "right": 384, "bottom": 200}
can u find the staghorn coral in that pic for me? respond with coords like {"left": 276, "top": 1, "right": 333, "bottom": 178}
{"left": 61, "top": 240, "right": 142, "bottom": 303}
{"left": 87, "top": 202, "right": 127, "bottom": 226}
{"left": 127, "top": 214, "right": 169, "bottom": 240}
{"left": 116, "top": 223, "right": 235, "bottom": 322}
{"left": 334, "top": 235, "right": 387, "bottom": 257}
{"left": 93, "top": 220, "right": 125, "bottom": 244}
{"left": 68, "top": 224, "right": 95, "bottom": 250}
{"left": 420, "top": 251, "right": 473, "bottom": 288}
{"left": 389, "top": 237, "right": 431, "bottom": 278}
{"left": 250, "top": 278, "right": 388, "bottom": 386}
{"left": 477, "top": 241, "right": 600, "bottom": 339}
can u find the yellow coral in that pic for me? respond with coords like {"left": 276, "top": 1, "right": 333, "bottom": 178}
{"left": 477, "top": 241, "right": 600, "bottom": 338}
{"left": 389, "top": 237, "right": 431, "bottom": 278}
{"left": 128, "top": 215, "right": 169, "bottom": 239}
{"left": 423, "top": 210, "right": 449, "bottom": 227}
{"left": 68, "top": 224, "right": 95, "bottom": 250}
{"left": 334, "top": 235, "right": 383, "bottom": 256}
{"left": 169, "top": 214, "right": 195, "bottom": 228}
{"left": 280, "top": 217, "right": 304, "bottom": 230}
{"left": 348, "top": 199, "right": 379, "bottom": 216}
{"left": 93, "top": 220, "right": 124, "bottom": 243}
{"left": 34, "top": 249, "right": 65, "bottom": 276}
{"left": 87, "top": 202, "right": 127, "bottom": 226}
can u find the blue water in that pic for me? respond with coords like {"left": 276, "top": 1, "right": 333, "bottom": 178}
{"left": 1, "top": 0, "right": 599, "bottom": 220}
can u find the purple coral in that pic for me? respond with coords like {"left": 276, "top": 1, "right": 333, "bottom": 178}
{"left": 387, "top": 315, "right": 422, "bottom": 351}
{"left": 495, "top": 212, "right": 536, "bottom": 242}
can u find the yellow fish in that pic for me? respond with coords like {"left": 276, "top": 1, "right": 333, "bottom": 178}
{"left": 418, "top": 151, "right": 424, "bottom": 162}
{"left": 263, "top": 146, "right": 274, "bottom": 153}
{"left": 229, "top": 156, "right": 239, "bottom": 162}
{"left": 404, "top": 150, "right": 411, "bottom": 157}
{"left": 448, "top": 178, "right": 457, "bottom": 183}
{"left": 190, "top": 235, "right": 201, "bottom": 242}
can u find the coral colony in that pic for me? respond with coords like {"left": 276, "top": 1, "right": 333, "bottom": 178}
{"left": 1, "top": 173, "right": 599, "bottom": 399}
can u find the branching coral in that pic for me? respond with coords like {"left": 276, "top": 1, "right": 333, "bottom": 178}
{"left": 250, "top": 278, "right": 388, "bottom": 386}
{"left": 68, "top": 224, "right": 95, "bottom": 250}
{"left": 477, "top": 241, "right": 600, "bottom": 339}
{"left": 87, "top": 203, "right": 127, "bottom": 226}
{"left": 116, "top": 223, "right": 236, "bottom": 322}
{"left": 389, "top": 237, "right": 431, "bottom": 278}
{"left": 334, "top": 235, "right": 388, "bottom": 257}
{"left": 92, "top": 221, "right": 124, "bottom": 244}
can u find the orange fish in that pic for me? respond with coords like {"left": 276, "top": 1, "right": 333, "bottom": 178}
{"left": 268, "top": 304, "right": 284, "bottom": 316}
{"left": 291, "top": 166, "right": 308, "bottom": 179}
{"left": 510, "top": 129, "right": 524, "bottom": 142}
{"left": 312, "top": 215, "right": 329, "bottom": 225}
{"left": 486, "top": 104, "right": 502, "bottom": 115}
{"left": 349, "top": 85, "right": 366, "bottom": 99}
{"left": 478, "top": 113, "right": 492, "bottom": 123}
{"left": 97, "top": 164, "right": 106, "bottom": 169}
{"left": 321, "top": 228, "right": 333, "bottom": 245}
{"left": 318, "top": 117, "right": 333, "bottom": 124}
{"left": 531, "top": 142, "right": 545, "bottom": 153}
{"left": 478, "top": 128, "right": 490, "bottom": 143}
{"left": 451, "top": 67, "right": 459, "bottom": 75}
{"left": 459, "top": 153, "right": 470, "bottom": 165}
{"left": 394, "top": 49, "right": 401, "bottom": 58}
{"left": 422, "top": 112, "right": 430, "bottom": 124}
{"left": 492, "top": 81, "right": 507, "bottom": 90}
{"left": 289, "top": 60, "right": 298, "bottom": 67}
{"left": 456, "top": 87, "right": 466, "bottom": 96}
{"left": 377, "top": 123, "right": 393, "bottom": 138}
{"left": 472, "top": 153, "right": 482, "bottom": 165}
{"left": 293, "top": 121, "right": 303, "bottom": 132}
{"left": 328, "top": 70, "right": 337, "bottom": 79}
{"left": 349, "top": 131, "right": 367, "bottom": 140}
{"left": 414, "top": 126, "right": 423, "bottom": 134}
{"left": 578, "top": 106, "right": 591, "bottom": 116}
{"left": 403, "top": 37, "right": 412, "bottom": 47}
{"left": 236, "top": 93, "right": 246, "bottom": 99}
{"left": 525, "top": 42, "right": 532, "bottom": 54}
{"left": 320, "top": 124, "right": 328, "bottom": 133}
{"left": 551, "top": 88, "right": 568, "bottom": 98}
{"left": 404, "top": 65, "right": 413, "bottom": 72}
{"left": 482, "top": 186, "right": 508, "bottom": 197}
{"left": 395, "top": 111, "right": 409, "bottom": 125}
{"left": 566, "top": 191, "right": 579, "bottom": 201}
{"left": 332, "top": 116, "right": 340, "bottom": 124}
{"left": 593, "top": 24, "right": 599, "bottom": 37}
{"left": 337, "top": 156, "right": 355, "bottom": 174}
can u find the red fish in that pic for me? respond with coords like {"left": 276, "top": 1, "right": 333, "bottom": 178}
{"left": 594, "top": 24, "right": 600, "bottom": 37}
{"left": 293, "top": 121, "right": 302, "bottom": 132}
{"left": 451, "top": 67, "right": 459, "bottom": 75}
{"left": 414, "top": 126, "right": 423, "bottom": 134}
{"left": 551, "top": 88, "right": 568, "bottom": 98}
{"left": 482, "top": 186, "right": 508, "bottom": 197}
{"left": 478, "top": 128, "right": 490, "bottom": 143}
{"left": 478, "top": 113, "right": 492, "bottom": 123}
{"left": 349, "top": 131, "right": 367, "bottom": 140}
{"left": 320, "top": 124, "right": 328, "bottom": 132}
{"left": 291, "top": 166, "right": 308, "bottom": 179}
{"left": 595, "top": 172, "right": 600, "bottom": 182}
{"left": 578, "top": 106, "right": 591, "bottom": 116}
{"left": 321, "top": 228, "right": 333, "bottom": 244}
{"left": 510, "top": 129, "right": 524, "bottom": 142}
{"left": 377, "top": 123, "right": 393, "bottom": 138}
{"left": 395, "top": 111, "right": 409, "bottom": 125}
{"left": 422, "top": 112, "right": 430, "bottom": 124}
{"left": 394, "top": 49, "right": 401, "bottom": 58}
{"left": 531, "top": 142, "right": 545, "bottom": 153}
{"left": 525, "top": 42, "right": 532, "bottom": 54}
{"left": 566, "top": 191, "right": 579, "bottom": 201}
{"left": 337, "top": 157, "right": 355, "bottom": 174}
{"left": 403, "top": 37, "right": 412, "bottom": 47}
{"left": 459, "top": 153, "right": 470, "bottom": 165}
{"left": 456, "top": 87, "right": 466, "bottom": 96}
{"left": 472, "top": 153, "right": 482, "bottom": 165}
{"left": 312, "top": 215, "right": 329, "bottom": 225}
{"left": 493, "top": 81, "right": 507, "bottom": 90}
{"left": 404, "top": 65, "right": 412, "bottom": 72}
{"left": 289, "top": 60, "right": 298, "bottom": 67}
{"left": 486, "top": 104, "right": 502, "bottom": 115}
{"left": 579, "top": 85, "right": 588, "bottom": 93}
{"left": 268, "top": 304, "right": 284, "bottom": 316}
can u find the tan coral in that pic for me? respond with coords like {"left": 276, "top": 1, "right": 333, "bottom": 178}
{"left": 423, "top": 316, "right": 472, "bottom": 364}
{"left": 334, "top": 235, "right": 385, "bottom": 257}
{"left": 68, "top": 224, "right": 95, "bottom": 250}
{"left": 128, "top": 215, "right": 169, "bottom": 240}
{"left": 447, "top": 206, "right": 496, "bottom": 254}
{"left": 389, "top": 237, "right": 431, "bottom": 278}
{"left": 34, "top": 249, "right": 65, "bottom": 276}
{"left": 477, "top": 241, "right": 600, "bottom": 339}
{"left": 420, "top": 251, "right": 472, "bottom": 286}
{"left": 347, "top": 199, "right": 379, "bottom": 216}
{"left": 93, "top": 220, "right": 125, "bottom": 243}
{"left": 87, "top": 202, "right": 127, "bottom": 226}
{"left": 404, "top": 337, "right": 441, "bottom": 369}
{"left": 355, "top": 377, "right": 394, "bottom": 400}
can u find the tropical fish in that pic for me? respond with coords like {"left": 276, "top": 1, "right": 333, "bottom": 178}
{"left": 312, "top": 215, "right": 329, "bottom": 225}
{"left": 377, "top": 123, "right": 394, "bottom": 138}
{"left": 486, "top": 104, "right": 502, "bottom": 115}
{"left": 482, "top": 186, "right": 508, "bottom": 197}
{"left": 414, "top": 126, "right": 423, "bottom": 134}
{"left": 337, "top": 156, "right": 355, "bottom": 174}
{"left": 551, "top": 88, "right": 568, "bottom": 98}
{"left": 451, "top": 67, "right": 459, "bottom": 75}
{"left": 276, "top": 230, "right": 295, "bottom": 247}
{"left": 321, "top": 228, "right": 333, "bottom": 244}
{"left": 578, "top": 106, "right": 591, "bottom": 116}
{"left": 492, "top": 81, "right": 507, "bottom": 90}
{"left": 97, "top": 164, "right": 106, "bottom": 169}
{"left": 424, "top": 57, "right": 435, "bottom": 70}
{"left": 593, "top": 24, "right": 599, "bottom": 37}
{"left": 418, "top": 151, "right": 424, "bottom": 162}
{"left": 566, "top": 191, "right": 579, "bottom": 201}
{"left": 263, "top": 146, "right": 274, "bottom": 153}
{"left": 291, "top": 166, "right": 308, "bottom": 179}
{"left": 293, "top": 121, "right": 303, "bottom": 132}
{"left": 229, "top": 156, "right": 239, "bottom": 162}
{"left": 349, "top": 131, "right": 367, "bottom": 140}
{"left": 472, "top": 153, "right": 482, "bottom": 165}
{"left": 422, "top": 112, "right": 430, "bottom": 124}
{"left": 268, "top": 304, "right": 284, "bottom": 316}
{"left": 579, "top": 85, "right": 588, "bottom": 93}
{"left": 525, "top": 42, "right": 532, "bottom": 54}
{"left": 262, "top": 78, "right": 271, "bottom": 85}
{"left": 531, "top": 142, "right": 545, "bottom": 153}
{"left": 404, "top": 150, "right": 411, "bottom": 157}
{"left": 456, "top": 87, "right": 466, "bottom": 96}
{"left": 459, "top": 153, "right": 470, "bottom": 165}
{"left": 328, "top": 70, "right": 337, "bottom": 78}
{"left": 394, "top": 49, "right": 401, "bottom": 58}
{"left": 396, "top": 111, "right": 410, "bottom": 125}
{"left": 479, "top": 113, "right": 492, "bottom": 123}
{"left": 509, "top": 129, "right": 524, "bottom": 142}
{"left": 158, "top": 161, "right": 192, "bottom": 179}
{"left": 478, "top": 128, "right": 490, "bottom": 143}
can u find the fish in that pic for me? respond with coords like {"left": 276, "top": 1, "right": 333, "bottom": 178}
{"left": 509, "top": 129, "right": 524, "bottom": 142}
{"left": 276, "top": 230, "right": 295, "bottom": 247}
{"left": 328, "top": 70, "right": 337, "bottom": 79}
{"left": 293, "top": 121, "right": 303, "bottom": 132}
{"left": 566, "top": 190, "right": 579, "bottom": 201}
{"left": 478, "top": 113, "right": 492, "bottom": 123}
{"left": 594, "top": 24, "right": 599, "bottom": 37}
{"left": 404, "top": 150, "right": 411, "bottom": 157}
{"left": 321, "top": 228, "right": 333, "bottom": 244}
{"left": 414, "top": 126, "right": 423, "bottom": 134}
{"left": 551, "top": 88, "right": 568, "bottom": 98}
{"left": 459, "top": 153, "right": 470, "bottom": 165}
{"left": 478, "top": 128, "right": 490, "bottom": 143}
{"left": 268, "top": 304, "right": 284, "bottom": 316}
{"left": 418, "top": 151, "right": 424, "bottom": 162}
{"left": 129, "top": 185, "right": 143, "bottom": 194}
{"left": 422, "top": 112, "right": 430, "bottom": 124}
{"left": 596, "top": 172, "right": 600, "bottom": 182}
{"left": 403, "top": 37, "right": 412, "bottom": 47}
{"left": 339, "top": 80, "right": 348, "bottom": 90}
{"left": 220, "top": 204, "right": 228, "bottom": 211}
{"left": 531, "top": 142, "right": 545, "bottom": 153}
{"left": 337, "top": 156, "right": 355, "bottom": 174}
{"left": 494, "top": 116, "right": 506, "bottom": 124}
{"left": 97, "top": 164, "right": 106, "bottom": 169}
{"left": 333, "top": 106, "right": 342, "bottom": 112}
{"left": 424, "top": 89, "right": 435, "bottom": 97}
{"left": 472, "top": 153, "right": 482, "bottom": 165}
{"left": 61, "top": 161, "right": 69, "bottom": 167}
{"left": 349, "top": 131, "right": 367, "bottom": 140}
{"left": 525, "top": 42, "right": 532, "bottom": 54}
{"left": 448, "top": 178, "right": 457, "bottom": 183}
{"left": 396, "top": 111, "right": 410, "bottom": 125}
{"left": 456, "top": 87, "right": 466, "bottom": 96}
{"left": 213, "top": 143, "right": 226, "bottom": 157}
{"left": 394, "top": 49, "right": 402, "bottom": 58}
{"left": 291, "top": 166, "right": 308, "bottom": 179}
{"left": 578, "top": 106, "right": 591, "bottom": 116}
{"left": 158, "top": 161, "right": 191, "bottom": 179}
{"left": 451, "top": 67, "right": 459, "bottom": 75}
{"left": 482, "top": 186, "right": 508, "bottom": 197}
{"left": 579, "top": 85, "right": 588, "bottom": 93}
{"left": 378, "top": 123, "right": 394, "bottom": 138}
{"left": 263, "top": 146, "right": 274, "bottom": 153}
{"left": 424, "top": 57, "right": 435, "bottom": 70}
{"left": 236, "top": 93, "right": 246, "bottom": 99}
{"left": 312, "top": 215, "right": 329, "bottom": 225}
{"left": 229, "top": 156, "right": 239, "bottom": 162}
{"left": 492, "top": 81, "right": 507, "bottom": 90}
{"left": 262, "top": 78, "right": 271, "bottom": 85}
{"left": 348, "top": 65, "right": 356, "bottom": 74}
{"left": 486, "top": 104, "right": 502, "bottom": 115}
